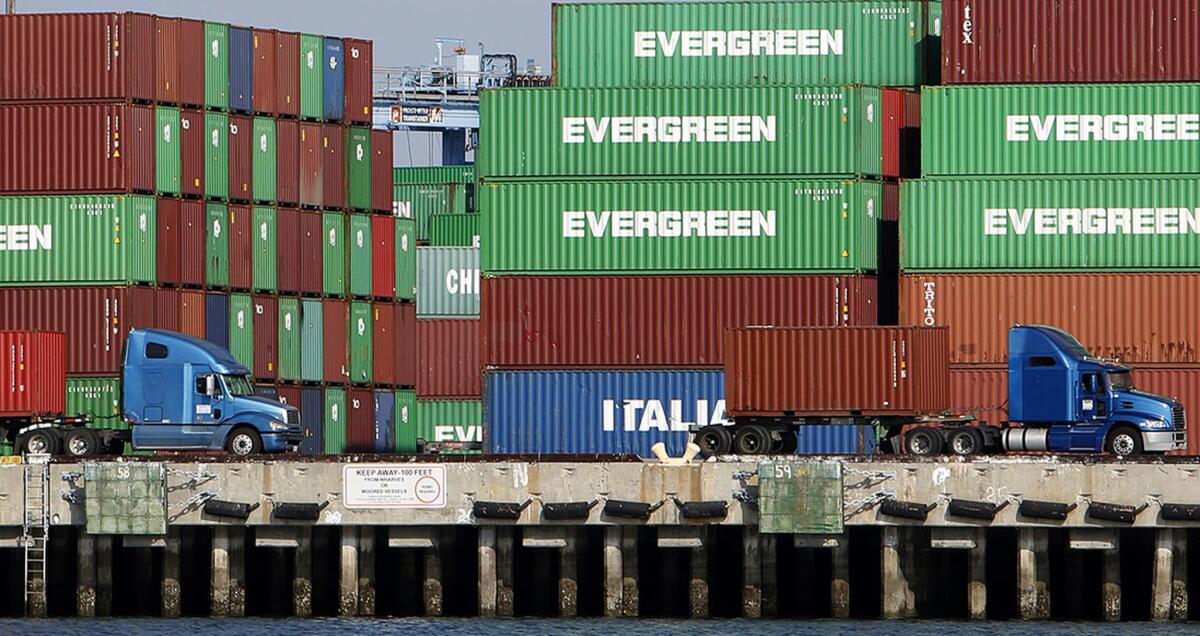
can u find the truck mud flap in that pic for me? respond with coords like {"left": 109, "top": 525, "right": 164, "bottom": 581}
{"left": 202, "top": 499, "right": 260, "bottom": 520}
{"left": 1087, "top": 501, "right": 1148, "bottom": 524}
{"left": 603, "top": 499, "right": 664, "bottom": 520}
{"left": 542, "top": 501, "right": 596, "bottom": 521}
{"left": 1161, "top": 503, "right": 1200, "bottom": 521}
{"left": 947, "top": 498, "right": 1009, "bottom": 521}
{"left": 878, "top": 498, "right": 936, "bottom": 521}
{"left": 473, "top": 500, "right": 531, "bottom": 520}
{"left": 1018, "top": 500, "right": 1076, "bottom": 521}
{"left": 675, "top": 500, "right": 728, "bottom": 520}
{"left": 272, "top": 500, "right": 330, "bottom": 521}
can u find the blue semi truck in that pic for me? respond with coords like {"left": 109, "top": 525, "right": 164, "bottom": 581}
{"left": 8, "top": 329, "right": 301, "bottom": 457}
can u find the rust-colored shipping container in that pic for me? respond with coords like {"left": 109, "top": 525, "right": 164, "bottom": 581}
{"left": 178, "top": 18, "right": 205, "bottom": 107}
{"left": 322, "top": 123, "right": 345, "bottom": 209}
{"left": 276, "top": 207, "right": 301, "bottom": 295}
{"left": 343, "top": 38, "right": 373, "bottom": 125}
{"left": 180, "top": 200, "right": 204, "bottom": 287}
{"left": 179, "top": 291, "right": 206, "bottom": 340}
{"left": 323, "top": 299, "right": 348, "bottom": 383}
{"left": 154, "top": 16, "right": 180, "bottom": 105}
{"left": 942, "top": 0, "right": 1200, "bottom": 84}
{"left": 276, "top": 119, "right": 300, "bottom": 205}
{"left": 373, "top": 302, "right": 397, "bottom": 386}
{"left": 371, "top": 128, "right": 393, "bottom": 212}
{"left": 725, "top": 326, "right": 951, "bottom": 417}
{"left": 371, "top": 216, "right": 396, "bottom": 299}
{"left": 346, "top": 387, "right": 375, "bottom": 452}
{"left": 252, "top": 294, "right": 277, "bottom": 381}
{"left": 179, "top": 108, "right": 204, "bottom": 196}
{"left": 395, "top": 302, "right": 417, "bottom": 388}
{"left": 299, "top": 211, "right": 323, "bottom": 295}
{"left": 882, "top": 88, "right": 920, "bottom": 179}
{"left": 417, "top": 319, "right": 481, "bottom": 398}
{"left": 229, "top": 115, "right": 253, "bottom": 201}
{"left": 252, "top": 29, "right": 277, "bottom": 115}
{"left": 157, "top": 198, "right": 181, "bottom": 286}
{"left": 900, "top": 273, "right": 1200, "bottom": 365}
{"left": 0, "top": 331, "right": 65, "bottom": 418}
{"left": 298, "top": 123, "right": 323, "bottom": 207}
{"left": 229, "top": 205, "right": 253, "bottom": 291}
{"left": 156, "top": 288, "right": 180, "bottom": 332}
{"left": 482, "top": 275, "right": 878, "bottom": 368}
{"left": 0, "top": 104, "right": 154, "bottom": 194}
{"left": 275, "top": 31, "right": 301, "bottom": 119}
{"left": 0, "top": 12, "right": 154, "bottom": 102}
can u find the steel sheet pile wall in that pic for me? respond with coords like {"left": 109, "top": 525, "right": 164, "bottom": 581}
{"left": 0, "top": 11, "right": 405, "bottom": 455}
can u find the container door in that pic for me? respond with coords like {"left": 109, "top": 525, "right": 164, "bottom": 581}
{"left": 205, "top": 203, "right": 230, "bottom": 288}
{"left": 204, "top": 112, "right": 230, "bottom": 199}
{"left": 374, "top": 391, "right": 395, "bottom": 453}
{"left": 252, "top": 206, "right": 277, "bottom": 292}
{"left": 348, "top": 214, "right": 372, "bottom": 298}
{"left": 322, "top": 212, "right": 346, "bottom": 296}
{"left": 349, "top": 301, "right": 373, "bottom": 384}
{"left": 395, "top": 218, "right": 416, "bottom": 301}
{"left": 229, "top": 27, "right": 253, "bottom": 113}
{"left": 252, "top": 118, "right": 277, "bottom": 202}
{"left": 204, "top": 22, "right": 230, "bottom": 110}
{"left": 322, "top": 37, "right": 345, "bottom": 120}
{"left": 299, "top": 35, "right": 324, "bottom": 120}
{"left": 156, "top": 107, "right": 181, "bottom": 195}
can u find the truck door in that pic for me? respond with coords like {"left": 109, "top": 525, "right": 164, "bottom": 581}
{"left": 1070, "top": 372, "right": 1108, "bottom": 450}
{"left": 133, "top": 344, "right": 210, "bottom": 449}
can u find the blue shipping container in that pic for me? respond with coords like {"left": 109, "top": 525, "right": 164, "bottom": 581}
{"left": 254, "top": 386, "right": 279, "bottom": 400}
{"left": 300, "top": 387, "right": 324, "bottom": 455}
{"left": 374, "top": 391, "right": 396, "bottom": 453}
{"left": 322, "top": 37, "right": 345, "bottom": 120}
{"left": 229, "top": 27, "right": 254, "bottom": 114}
{"left": 794, "top": 425, "right": 877, "bottom": 455}
{"left": 205, "top": 293, "right": 230, "bottom": 351}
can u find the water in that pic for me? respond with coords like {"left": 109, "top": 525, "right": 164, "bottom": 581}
{"left": 0, "top": 619, "right": 1197, "bottom": 636}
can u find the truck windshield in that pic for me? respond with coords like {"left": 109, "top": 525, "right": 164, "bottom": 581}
{"left": 222, "top": 375, "right": 255, "bottom": 397}
{"left": 1108, "top": 371, "right": 1135, "bottom": 392}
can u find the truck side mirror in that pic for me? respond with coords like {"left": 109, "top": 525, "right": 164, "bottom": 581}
{"left": 205, "top": 375, "right": 219, "bottom": 397}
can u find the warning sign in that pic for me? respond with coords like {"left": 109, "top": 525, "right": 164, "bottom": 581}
{"left": 343, "top": 464, "right": 447, "bottom": 509}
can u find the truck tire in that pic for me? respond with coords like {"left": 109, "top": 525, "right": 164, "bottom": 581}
{"left": 733, "top": 424, "right": 771, "bottom": 455}
{"left": 62, "top": 428, "right": 100, "bottom": 458}
{"left": 18, "top": 429, "right": 60, "bottom": 455}
{"left": 226, "top": 428, "right": 263, "bottom": 456}
{"left": 947, "top": 428, "right": 984, "bottom": 457}
{"left": 905, "top": 427, "right": 943, "bottom": 457}
{"left": 695, "top": 426, "right": 733, "bottom": 457}
{"left": 1105, "top": 427, "right": 1143, "bottom": 457}
{"left": 776, "top": 432, "right": 798, "bottom": 454}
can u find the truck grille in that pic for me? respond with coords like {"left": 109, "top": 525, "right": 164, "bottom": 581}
{"left": 1173, "top": 403, "right": 1187, "bottom": 431}
{"left": 286, "top": 410, "right": 300, "bottom": 426}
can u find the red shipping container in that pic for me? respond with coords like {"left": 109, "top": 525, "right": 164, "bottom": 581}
{"left": 900, "top": 273, "right": 1200, "bottom": 365}
{"left": 482, "top": 275, "right": 878, "bottom": 368}
{"left": 418, "top": 319, "right": 481, "bottom": 398}
{"left": 253, "top": 294, "right": 277, "bottom": 381}
{"left": 322, "top": 123, "right": 345, "bottom": 209}
{"left": 154, "top": 16, "right": 181, "bottom": 105}
{"left": 276, "top": 207, "right": 301, "bottom": 294}
{"left": 275, "top": 32, "right": 301, "bottom": 118}
{"left": 229, "top": 115, "right": 253, "bottom": 201}
{"left": 943, "top": 0, "right": 1200, "bottom": 84}
{"left": 372, "top": 303, "right": 397, "bottom": 386}
{"left": 180, "top": 200, "right": 204, "bottom": 287}
{"left": 0, "top": 332, "right": 66, "bottom": 418}
{"left": 346, "top": 388, "right": 375, "bottom": 452}
{"left": 277, "top": 385, "right": 301, "bottom": 408}
{"left": 323, "top": 299, "right": 349, "bottom": 383}
{"left": 180, "top": 108, "right": 204, "bottom": 197}
{"left": 881, "top": 88, "right": 904, "bottom": 179}
{"left": 156, "top": 198, "right": 181, "bottom": 286}
{"left": 299, "top": 211, "right": 323, "bottom": 296}
{"left": 395, "top": 302, "right": 417, "bottom": 388}
{"left": 0, "top": 104, "right": 154, "bottom": 194}
{"left": 156, "top": 288, "right": 180, "bottom": 333}
{"left": 0, "top": 12, "right": 154, "bottom": 103}
{"left": 252, "top": 29, "right": 277, "bottom": 115}
{"left": 343, "top": 38, "right": 373, "bottom": 125}
{"left": 725, "top": 327, "right": 950, "bottom": 418}
{"left": 229, "top": 205, "right": 253, "bottom": 291}
{"left": 277, "top": 119, "right": 300, "bottom": 205}
{"left": 179, "top": 19, "right": 205, "bottom": 107}
{"left": 371, "top": 216, "right": 396, "bottom": 298}
{"left": 299, "top": 123, "right": 323, "bottom": 207}
{"left": 179, "top": 291, "right": 207, "bottom": 340}
{"left": 371, "top": 129, "right": 393, "bottom": 213}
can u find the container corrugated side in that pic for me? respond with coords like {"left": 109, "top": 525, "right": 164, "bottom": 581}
{"left": 179, "top": 200, "right": 204, "bottom": 287}
{"left": 299, "top": 123, "right": 323, "bottom": 206}
{"left": 299, "top": 34, "right": 324, "bottom": 121}
{"left": 323, "top": 299, "right": 348, "bottom": 383}
{"left": 393, "top": 183, "right": 456, "bottom": 242}
{"left": 417, "top": 319, "right": 480, "bottom": 398}
{"left": 228, "top": 204, "right": 252, "bottom": 290}
{"left": 394, "top": 389, "right": 417, "bottom": 451}
{"left": 348, "top": 301, "right": 373, "bottom": 385}
{"left": 204, "top": 22, "right": 230, "bottom": 111}
{"left": 178, "top": 290, "right": 206, "bottom": 340}
{"left": 252, "top": 294, "right": 277, "bottom": 380}
{"left": 481, "top": 179, "right": 881, "bottom": 274}
{"left": 371, "top": 129, "right": 393, "bottom": 212}
{"left": 299, "top": 386, "right": 322, "bottom": 454}
{"left": 922, "top": 83, "right": 1200, "bottom": 176}
{"left": 323, "top": 386, "right": 346, "bottom": 453}
{"left": 395, "top": 218, "right": 417, "bottom": 302}
{"left": 299, "top": 210, "right": 323, "bottom": 296}
{"left": 372, "top": 216, "right": 396, "bottom": 299}
{"left": 322, "top": 37, "right": 345, "bottom": 121}
{"left": 156, "top": 198, "right": 181, "bottom": 286}
{"left": 553, "top": 1, "right": 926, "bottom": 88}
{"left": 204, "top": 112, "right": 230, "bottom": 199}
{"left": 252, "top": 29, "right": 277, "bottom": 115}
{"left": 252, "top": 206, "right": 278, "bottom": 292}
{"left": 67, "top": 376, "right": 120, "bottom": 426}
{"left": 374, "top": 390, "right": 395, "bottom": 453}
{"left": 393, "top": 166, "right": 475, "bottom": 185}
{"left": 277, "top": 119, "right": 299, "bottom": 205}
{"left": 179, "top": 19, "right": 206, "bottom": 106}
{"left": 418, "top": 248, "right": 480, "bottom": 317}
{"left": 345, "top": 127, "right": 372, "bottom": 210}
{"left": 252, "top": 118, "right": 277, "bottom": 202}
{"left": 205, "top": 202, "right": 230, "bottom": 289}
{"left": 229, "top": 26, "right": 253, "bottom": 114}
{"left": 180, "top": 109, "right": 205, "bottom": 197}
{"left": 229, "top": 115, "right": 253, "bottom": 200}
{"left": 322, "top": 211, "right": 347, "bottom": 296}
{"left": 0, "top": 332, "right": 65, "bottom": 418}
{"left": 276, "top": 207, "right": 300, "bottom": 294}
{"left": 348, "top": 214, "right": 373, "bottom": 298}
{"left": 901, "top": 177, "right": 1200, "bottom": 271}
{"left": 322, "top": 124, "right": 345, "bottom": 209}
{"left": 277, "top": 297, "right": 301, "bottom": 382}
{"left": 228, "top": 293, "right": 254, "bottom": 371}
{"left": 300, "top": 298, "right": 323, "bottom": 383}
{"left": 276, "top": 32, "right": 301, "bottom": 118}
{"left": 395, "top": 303, "right": 417, "bottom": 389}
{"left": 205, "top": 293, "right": 230, "bottom": 350}
{"left": 415, "top": 399, "right": 482, "bottom": 451}
{"left": 431, "top": 214, "right": 480, "bottom": 247}
{"left": 372, "top": 303, "right": 397, "bottom": 387}
{"left": 155, "top": 17, "right": 180, "bottom": 104}
{"left": 795, "top": 425, "right": 878, "bottom": 455}
{"left": 344, "top": 38, "right": 373, "bottom": 124}
{"left": 155, "top": 106, "right": 181, "bottom": 195}
{"left": 479, "top": 85, "right": 885, "bottom": 179}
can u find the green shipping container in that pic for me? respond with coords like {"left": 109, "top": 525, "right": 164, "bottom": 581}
{"left": 394, "top": 389, "right": 418, "bottom": 452}
{"left": 205, "top": 112, "right": 230, "bottom": 199}
{"left": 348, "top": 301, "right": 373, "bottom": 384}
{"left": 228, "top": 293, "right": 254, "bottom": 370}
{"left": 0, "top": 195, "right": 155, "bottom": 286}
{"left": 252, "top": 118, "right": 278, "bottom": 202}
{"left": 67, "top": 377, "right": 122, "bottom": 430}
{"left": 278, "top": 297, "right": 301, "bottom": 381}
{"left": 393, "top": 183, "right": 471, "bottom": 242}
{"left": 346, "top": 127, "right": 372, "bottom": 210}
{"left": 417, "top": 247, "right": 480, "bottom": 317}
{"left": 324, "top": 386, "right": 346, "bottom": 454}
{"left": 348, "top": 213, "right": 373, "bottom": 297}
{"left": 393, "top": 166, "right": 475, "bottom": 185}
{"left": 902, "top": 177, "right": 1200, "bottom": 272}
{"left": 430, "top": 213, "right": 480, "bottom": 247}
{"left": 300, "top": 298, "right": 324, "bottom": 383}
{"left": 322, "top": 211, "right": 346, "bottom": 296}
{"left": 205, "top": 22, "right": 230, "bottom": 110}
{"left": 481, "top": 179, "right": 880, "bottom": 275}
{"left": 416, "top": 399, "right": 482, "bottom": 453}
{"left": 155, "top": 107, "right": 181, "bottom": 195}
{"left": 922, "top": 83, "right": 1200, "bottom": 176}
{"left": 395, "top": 217, "right": 417, "bottom": 301}
{"left": 553, "top": 1, "right": 927, "bottom": 88}
{"left": 205, "top": 202, "right": 230, "bottom": 288}
{"left": 479, "top": 85, "right": 884, "bottom": 179}
{"left": 300, "top": 34, "right": 324, "bottom": 120}
{"left": 252, "top": 206, "right": 277, "bottom": 291}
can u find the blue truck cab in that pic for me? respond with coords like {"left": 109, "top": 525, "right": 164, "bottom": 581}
{"left": 1007, "top": 325, "right": 1186, "bottom": 455}
{"left": 123, "top": 329, "right": 301, "bottom": 455}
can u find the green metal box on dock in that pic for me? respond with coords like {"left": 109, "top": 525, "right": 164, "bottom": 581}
{"left": 204, "top": 22, "right": 230, "bottom": 111}
{"left": 418, "top": 247, "right": 480, "bottom": 317}
{"left": 299, "top": 34, "right": 324, "bottom": 120}
{"left": 278, "top": 297, "right": 301, "bottom": 382}
{"left": 84, "top": 462, "right": 166, "bottom": 535}
{"left": 300, "top": 298, "right": 324, "bottom": 382}
{"left": 324, "top": 386, "right": 346, "bottom": 454}
{"left": 322, "top": 211, "right": 347, "bottom": 296}
{"left": 346, "top": 127, "right": 372, "bottom": 210}
{"left": 348, "top": 213, "right": 373, "bottom": 297}
{"left": 415, "top": 399, "right": 482, "bottom": 453}
{"left": 228, "top": 293, "right": 254, "bottom": 371}
{"left": 758, "top": 461, "right": 843, "bottom": 534}
{"left": 0, "top": 195, "right": 156, "bottom": 286}
{"left": 155, "top": 107, "right": 181, "bottom": 195}
{"left": 348, "top": 301, "right": 373, "bottom": 384}
{"left": 205, "top": 112, "right": 230, "bottom": 199}
{"left": 431, "top": 213, "right": 480, "bottom": 247}
{"left": 394, "top": 389, "right": 418, "bottom": 452}
{"left": 206, "top": 202, "right": 230, "bottom": 288}
{"left": 68, "top": 377, "right": 121, "bottom": 428}
{"left": 395, "top": 217, "right": 417, "bottom": 301}
{"left": 252, "top": 206, "right": 277, "bottom": 291}
{"left": 252, "top": 118, "right": 277, "bottom": 202}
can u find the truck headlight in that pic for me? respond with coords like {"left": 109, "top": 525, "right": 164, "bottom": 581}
{"left": 1142, "top": 419, "right": 1171, "bottom": 431}
{"left": 269, "top": 420, "right": 291, "bottom": 432}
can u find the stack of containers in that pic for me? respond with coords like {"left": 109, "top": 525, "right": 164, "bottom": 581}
{"left": 478, "top": 1, "right": 937, "bottom": 456}
{"left": 0, "top": 12, "right": 412, "bottom": 456}
{"left": 900, "top": 0, "right": 1200, "bottom": 452}
{"left": 393, "top": 166, "right": 478, "bottom": 246}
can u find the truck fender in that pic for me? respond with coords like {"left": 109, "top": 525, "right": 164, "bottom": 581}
{"left": 207, "top": 414, "right": 279, "bottom": 451}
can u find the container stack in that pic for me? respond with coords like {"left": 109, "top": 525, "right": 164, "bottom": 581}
{"left": 393, "top": 166, "right": 478, "bottom": 246}
{"left": 899, "top": 0, "right": 1200, "bottom": 452}
{"left": 0, "top": 12, "right": 411, "bottom": 455}
{"left": 477, "top": 1, "right": 936, "bottom": 456}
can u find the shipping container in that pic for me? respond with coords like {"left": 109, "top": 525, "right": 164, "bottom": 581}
{"left": 276, "top": 207, "right": 301, "bottom": 294}
{"left": 0, "top": 104, "right": 154, "bottom": 194}
{"left": 483, "top": 274, "right": 878, "bottom": 368}
{"left": 154, "top": 17, "right": 180, "bottom": 104}
{"left": 942, "top": 0, "right": 1200, "bottom": 85}
{"left": 229, "top": 115, "right": 253, "bottom": 200}
{"left": 322, "top": 211, "right": 347, "bottom": 296}
{"left": 179, "top": 290, "right": 206, "bottom": 340}
{"left": 276, "top": 32, "right": 301, "bottom": 118}
{"left": 204, "top": 111, "right": 230, "bottom": 199}
{"left": 299, "top": 34, "right": 324, "bottom": 120}
{"left": 418, "top": 248, "right": 479, "bottom": 317}
{"left": 418, "top": 319, "right": 480, "bottom": 398}
{"left": 552, "top": 1, "right": 928, "bottom": 88}
{"left": 179, "top": 19, "right": 206, "bottom": 106}
{"left": 481, "top": 178, "right": 882, "bottom": 274}
{"left": 394, "top": 389, "right": 418, "bottom": 451}
{"left": 228, "top": 293, "right": 254, "bottom": 371}
{"left": 374, "top": 390, "right": 396, "bottom": 452}
{"left": 345, "top": 127, "right": 371, "bottom": 210}
{"left": 66, "top": 376, "right": 120, "bottom": 424}
{"left": 157, "top": 198, "right": 182, "bottom": 286}
{"left": 277, "top": 119, "right": 300, "bottom": 205}
{"left": 725, "top": 326, "right": 950, "bottom": 417}
{"left": 922, "top": 83, "right": 1200, "bottom": 176}
{"left": 348, "top": 214, "right": 373, "bottom": 297}
{"left": 229, "top": 26, "right": 253, "bottom": 113}
{"left": 252, "top": 206, "right": 278, "bottom": 291}
{"left": 323, "top": 386, "right": 346, "bottom": 453}
{"left": 252, "top": 29, "right": 277, "bottom": 115}
{"left": 299, "top": 386, "right": 323, "bottom": 454}
{"left": 323, "top": 298, "right": 349, "bottom": 383}
{"left": 206, "top": 202, "right": 230, "bottom": 288}
{"left": 155, "top": 106, "right": 181, "bottom": 195}
{"left": 393, "top": 166, "right": 476, "bottom": 185}
{"left": 299, "top": 123, "right": 323, "bottom": 206}
{"left": 204, "top": 22, "right": 230, "bottom": 111}
{"left": 348, "top": 301, "right": 373, "bottom": 385}
{"left": 372, "top": 216, "right": 397, "bottom": 299}
{"left": 322, "top": 124, "right": 346, "bottom": 208}
{"left": 344, "top": 38, "right": 373, "bottom": 124}
{"left": 253, "top": 294, "right": 277, "bottom": 380}
{"left": 299, "top": 211, "right": 324, "bottom": 295}
{"left": 395, "top": 218, "right": 417, "bottom": 302}
{"left": 205, "top": 292, "right": 230, "bottom": 350}
{"left": 373, "top": 303, "right": 397, "bottom": 386}
{"left": 252, "top": 118, "right": 277, "bottom": 201}
{"left": 300, "top": 298, "right": 323, "bottom": 383}
{"left": 0, "top": 332, "right": 65, "bottom": 417}
{"left": 485, "top": 370, "right": 722, "bottom": 456}
{"left": 0, "top": 12, "right": 154, "bottom": 102}
{"left": 156, "top": 288, "right": 181, "bottom": 332}
{"left": 430, "top": 214, "right": 480, "bottom": 247}
{"left": 228, "top": 204, "right": 252, "bottom": 290}
{"left": 415, "top": 399, "right": 482, "bottom": 452}
{"left": 322, "top": 37, "right": 345, "bottom": 121}
{"left": 478, "top": 85, "right": 888, "bottom": 178}
{"left": 795, "top": 425, "right": 878, "bottom": 455}
{"left": 0, "top": 195, "right": 155, "bottom": 286}
{"left": 180, "top": 200, "right": 205, "bottom": 287}
{"left": 395, "top": 303, "right": 417, "bottom": 388}
{"left": 393, "top": 183, "right": 467, "bottom": 242}
{"left": 179, "top": 109, "right": 204, "bottom": 196}
{"left": 276, "top": 297, "right": 300, "bottom": 381}
{"left": 345, "top": 388, "right": 374, "bottom": 452}
{"left": 371, "top": 129, "right": 393, "bottom": 212}
{"left": 901, "top": 176, "right": 1200, "bottom": 271}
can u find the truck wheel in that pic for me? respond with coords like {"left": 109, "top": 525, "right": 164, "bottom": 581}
{"left": 695, "top": 426, "right": 733, "bottom": 457}
{"left": 905, "top": 427, "right": 943, "bottom": 457}
{"left": 226, "top": 428, "right": 263, "bottom": 456}
{"left": 62, "top": 428, "right": 100, "bottom": 458}
{"left": 777, "top": 432, "right": 798, "bottom": 454}
{"left": 948, "top": 428, "right": 984, "bottom": 457}
{"left": 733, "top": 425, "right": 771, "bottom": 455}
{"left": 1106, "top": 427, "right": 1143, "bottom": 457}
{"left": 19, "top": 429, "right": 60, "bottom": 455}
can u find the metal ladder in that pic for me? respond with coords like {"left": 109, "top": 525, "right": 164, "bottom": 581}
{"left": 23, "top": 460, "right": 50, "bottom": 613}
